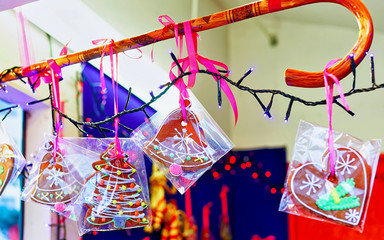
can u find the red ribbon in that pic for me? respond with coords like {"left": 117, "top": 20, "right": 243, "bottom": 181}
{"left": 202, "top": 202, "right": 213, "bottom": 230}
{"left": 185, "top": 188, "right": 192, "bottom": 218}
{"left": 169, "top": 20, "right": 238, "bottom": 124}
{"left": 323, "top": 58, "right": 350, "bottom": 177}
{"left": 219, "top": 185, "right": 229, "bottom": 223}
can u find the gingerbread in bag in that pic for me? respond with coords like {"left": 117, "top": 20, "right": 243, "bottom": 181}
{"left": 144, "top": 100, "right": 213, "bottom": 175}
{"left": 0, "top": 144, "right": 16, "bottom": 196}
{"left": 80, "top": 142, "right": 150, "bottom": 232}
{"left": 279, "top": 121, "right": 381, "bottom": 231}
{"left": 139, "top": 98, "right": 234, "bottom": 194}
{"left": 27, "top": 141, "right": 84, "bottom": 213}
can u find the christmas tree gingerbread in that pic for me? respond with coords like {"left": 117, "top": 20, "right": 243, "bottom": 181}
{"left": 83, "top": 142, "right": 150, "bottom": 230}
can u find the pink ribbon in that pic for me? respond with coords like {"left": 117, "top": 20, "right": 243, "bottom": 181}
{"left": 323, "top": 58, "right": 350, "bottom": 178}
{"left": 46, "top": 59, "right": 62, "bottom": 158}
{"left": 92, "top": 39, "right": 115, "bottom": 95}
{"left": 16, "top": 8, "right": 37, "bottom": 89}
{"left": 93, "top": 39, "right": 122, "bottom": 156}
{"left": 31, "top": 44, "right": 68, "bottom": 158}
{"left": 151, "top": 15, "right": 180, "bottom": 62}
{"left": 28, "top": 43, "right": 68, "bottom": 91}
{"left": 169, "top": 21, "right": 238, "bottom": 124}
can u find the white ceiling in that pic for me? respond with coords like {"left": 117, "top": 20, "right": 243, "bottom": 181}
{"left": 216, "top": 0, "right": 384, "bottom": 33}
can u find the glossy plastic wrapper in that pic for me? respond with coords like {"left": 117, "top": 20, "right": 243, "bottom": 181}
{"left": 279, "top": 121, "right": 381, "bottom": 232}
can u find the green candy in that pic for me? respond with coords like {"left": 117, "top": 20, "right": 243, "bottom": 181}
{"left": 0, "top": 166, "right": 3, "bottom": 175}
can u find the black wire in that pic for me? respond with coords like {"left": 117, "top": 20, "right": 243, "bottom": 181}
{"left": 47, "top": 68, "right": 384, "bottom": 135}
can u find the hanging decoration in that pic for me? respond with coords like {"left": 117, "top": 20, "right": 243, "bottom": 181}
{"left": 73, "top": 139, "right": 151, "bottom": 235}
{"left": 279, "top": 120, "right": 380, "bottom": 231}
{"left": 21, "top": 135, "right": 86, "bottom": 216}
{"left": 280, "top": 60, "right": 381, "bottom": 231}
{"left": 135, "top": 19, "right": 234, "bottom": 194}
{"left": 0, "top": 121, "right": 26, "bottom": 197}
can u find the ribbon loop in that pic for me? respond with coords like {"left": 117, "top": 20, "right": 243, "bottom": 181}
{"left": 323, "top": 58, "right": 350, "bottom": 178}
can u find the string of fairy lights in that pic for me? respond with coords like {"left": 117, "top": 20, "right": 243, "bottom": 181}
{"left": 0, "top": 53, "right": 382, "bottom": 133}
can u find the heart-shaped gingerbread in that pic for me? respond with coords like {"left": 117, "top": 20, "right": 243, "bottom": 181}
{"left": 289, "top": 147, "right": 370, "bottom": 226}
{"left": 0, "top": 144, "right": 15, "bottom": 196}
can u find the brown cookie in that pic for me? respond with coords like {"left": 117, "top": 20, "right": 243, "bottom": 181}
{"left": 0, "top": 144, "right": 15, "bottom": 196}
{"left": 144, "top": 106, "right": 213, "bottom": 174}
{"left": 31, "top": 146, "right": 84, "bottom": 210}
{"left": 83, "top": 143, "right": 150, "bottom": 230}
{"left": 288, "top": 147, "right": 371, "bottom": 228}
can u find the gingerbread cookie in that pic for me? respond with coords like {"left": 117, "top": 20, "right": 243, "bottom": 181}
{"left": 0, "top": 144, "right": 15, "bottom": 196}
{"left": 288, "top": 147, "right": 371, "bottom": 227}
{"left": 31, "top": 141, "right": 84, "bottom": 212}
{"left": 82, "top": 143, "right": 150, "bottom": 230}
{"left": 144, "top": 104, "right": 213, "bottom": 176}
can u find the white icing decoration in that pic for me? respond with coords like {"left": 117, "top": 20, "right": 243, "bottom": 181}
{"left": 0, "top": 145, "right": 13, "bottom": 163}
{"left": 335, "top": 152, "right": 358, "bottom": 175}
{"left": 89, "top": 163, "right": 146, "bottom": 220}
{"left": 345, "top": 209, "right": 360, "bottom": 223}
{"left": 31, "top": 152, "right": 83, "bottom": 206}
{"left": 299, "top": 173, "right": 321, "bottom": 196}
{"left": 340, "top": 181, "right": 353, "bottom": 193}
{"left": 46, "top": 167, "right": 66, "bottom": 187}
{"left": 144, "top": 107, "right": 213, "bottom": 169}
{"left": 291, "top": 147, "right": 367, "bottom": 226}
{"left": 172, "top": 128, "right": 193, "bottom": 152}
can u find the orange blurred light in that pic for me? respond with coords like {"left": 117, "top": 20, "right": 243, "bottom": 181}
{"left": 265, "top": 171, "right": 271, "bottom": 177}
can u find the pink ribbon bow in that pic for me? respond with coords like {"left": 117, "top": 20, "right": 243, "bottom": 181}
{"left": 323, "top": 58, "right": 350, "bottom": 178}
{"left": 169, "top": 20, "right": 238, "bottom": 125}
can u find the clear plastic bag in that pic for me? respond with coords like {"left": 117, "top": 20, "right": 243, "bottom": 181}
{"left": 279, "top": 121, "right": 382, "bottom": 232}
{"left": 71, "top": 138, "right": 152, "bottom": 235}
{"left": 133, "top": 97, "right": 233, "bottom": 194}
{"left": 0, "top": 121, "right": 26, "bottom": 197}
{"left": 21, "top": 134, "right": 90, "bottom": 216}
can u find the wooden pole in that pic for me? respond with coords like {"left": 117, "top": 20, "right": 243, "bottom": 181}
{"left": 0, "top": 0, "right": 373, "bottom": 88}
